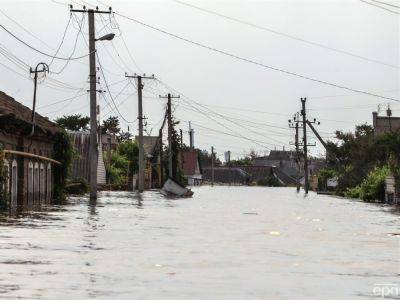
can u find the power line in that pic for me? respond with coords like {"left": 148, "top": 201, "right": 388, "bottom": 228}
{"left": 114, "top": 12, "right": 400, "bottom": 103}
{"left": 360, "top": 0, "right": 400, "bottom": 14}
{"left": 0, "top": 24, "right": 92, "bottom": 61}
{"left": 172, "top": 0, "right": 399, "bottom": 69}
{"left": 96, "top": 52, "right": 135, "bottom": 123}
{"left": 48, "top": 14, "right": 73, "bottom": 68}
{"left": 370, "top": 0, "right": 400, "bottom": 8}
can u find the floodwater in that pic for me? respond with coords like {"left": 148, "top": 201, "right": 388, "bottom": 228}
{"left": 0, "top": 187, "right": 398, "bottom": 299}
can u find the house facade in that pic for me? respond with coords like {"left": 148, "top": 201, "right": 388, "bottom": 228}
{"left": 0, "top": 91, "right": 61, "bottom": 208}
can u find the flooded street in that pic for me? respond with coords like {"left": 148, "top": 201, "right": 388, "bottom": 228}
{"left": 0, "top": 186, "right": 398, "bottom": 299}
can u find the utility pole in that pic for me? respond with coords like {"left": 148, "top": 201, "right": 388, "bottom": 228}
{"left": 159, "top": 128, "right": 164, "bottom": 187}
{"left": 289, "top": 113, "right": 302, "bottom": 192}
{"left": 211, "top": 146, "right": 215, "bottom": 186}
{"left": 29, "top": 62, "right": 49, "bottom": 138}
{"left": 125, "top": 73, "right": 155, "bottom": 192}
{"left": 160, "top": 93, "right": 180, "bottom": 179}
{"left": 71, "top": 5, "right": 113, "bottom": 199}
{"left": 301, "top": 98, "right": 309, "bottom": 194}
{"left": 180, "top": 129, "right": 183, "bottom": 148}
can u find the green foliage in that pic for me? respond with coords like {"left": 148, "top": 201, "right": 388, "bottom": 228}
{"left": 53, "top": 130, "right": 73, "bottom": 203}
{"left": 0, "top": 147, "right": 9, "bottom": 210}
{"left": 197, "top": 149, "right": 222, "bottom": 168}
{"left": 55, "top": 114, "right": 90, "bottom": 131}
{"left": 317, "top": 168, "right": 337, "bottom": 190}
{"left": 101, "top": 116, "right": 120, "bottom": 135}
{"left": 345, "top": 166, "right": 390, "bottom": 202}
{"left": 65, "top": 177, "right": 89, "bottom": 195}
{"left": 257, "top": 175, "right": 281, "bottom": 187}
{"left": 105, "top": 140, "right": 138, "bottom": 188}
{"left": 326, "top": 124, "right": 400, "bottom": 202}
{"left": 117, "top": 140, "right": 139, "bottom": 176}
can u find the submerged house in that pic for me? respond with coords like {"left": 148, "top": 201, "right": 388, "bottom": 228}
{"left": 0, "top": 91, "right": 61, "bottom": 208}
{"left": 181, "top": 149, "right": 202, "bottom": 185}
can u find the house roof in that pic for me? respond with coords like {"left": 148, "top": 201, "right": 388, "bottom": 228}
{"left": 181, "top": 150, "right": 200, "bottom": 176}
{"left": 267, "top": 150, "right": 296, "bottom": 161}
{"left": 0, "top": 91, "right": 60, "bottom": 135}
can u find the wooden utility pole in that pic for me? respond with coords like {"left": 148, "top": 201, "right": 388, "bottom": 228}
{"left": 125, "top": 73, "right": 155, "bottom": 192}
{"left": 180, "top": 129, "right": 183, "bottom": 148}
{"left": 211, "top": 146, "right": 215, "bottom": 186}
{"left": 160, "top": 93, "right": 180, "bottom": 179}
{"left": 301, "top": 98, "right": 309, "bottom": 194}
{"left": 159, "top": 128, "right": 164, "bottom": 187}
{"left": 29, "top": 62, "right": 49, "bottom": 137}
{"left": 289, "top": 113, "right": 302, "bottom": 192}
{"left": 71, "top": 5, "right": 112, "bottom": 199}
{"left": 295, "top": 121, "right": 300, "bottom": 192}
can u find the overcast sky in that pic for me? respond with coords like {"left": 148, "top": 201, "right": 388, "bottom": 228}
{"left": 1, "top": 0, "right": 399, "bottom": 160}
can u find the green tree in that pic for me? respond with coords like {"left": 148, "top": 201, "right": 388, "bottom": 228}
{"left": 101, "top": 116, "right": 120, "bottom": 135}
{"left": 54, "top": 114, "right": 90, "bottom": 131}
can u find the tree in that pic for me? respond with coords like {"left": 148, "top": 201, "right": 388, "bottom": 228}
{"left": 54, "top": 114, "right": 90, "bottom": 131}
{"left": 323, "top": 123, "right": 400, "bottom": 201}
{"left": 101, "top": 116, "right": 120, "bottom": 135}
{"left": 117, "top": 131, "right": 133, "bottom": 143}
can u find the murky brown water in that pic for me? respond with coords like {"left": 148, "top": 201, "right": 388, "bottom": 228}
{"left": 0, "top": 187, "right": 398, "bottom": 299}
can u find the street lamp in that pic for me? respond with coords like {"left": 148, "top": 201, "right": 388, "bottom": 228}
{"left": 95, "top": 33, "right": 115, "bottom": 42}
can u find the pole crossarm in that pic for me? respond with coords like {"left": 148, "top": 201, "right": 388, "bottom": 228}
{"left": 70, "top": 5, "right": 112, "bottom": 14}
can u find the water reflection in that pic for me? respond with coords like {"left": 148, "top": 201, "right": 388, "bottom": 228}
{"left": 0, "top": 187, "right": 398, "bottom": 299}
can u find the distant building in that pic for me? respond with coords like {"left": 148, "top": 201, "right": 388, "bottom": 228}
{"left": 0, "top": 91, "right": 61, "bottom": 208}
{"left": 202, "top": 167, "right": 251, "bottom": 185}
{"left": 372, "top": 110, "right": 400, "bottom": 135}
{"left": 101, "top": 133, "right": 118, "bottom": 152}
{"left": 252, "top": 149, "right": 301, "bottom": 185}
{"left": 181, "top": 150, "right": 202, "bottom": 185}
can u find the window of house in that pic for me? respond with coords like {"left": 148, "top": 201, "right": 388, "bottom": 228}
{"left": 3, "top": 159, "right": 9, "bottom": 194}
{"left": 34, "top": 162, "right": 39, "bottom": 205}
{"left": 11, "top": 160, "right": 18, "bottom": 207}
{"left": 46, "top": 164, "right": 51, "bottom": 203}
{"left": 40, "top": 163, "right": 45, "bottom": 204}
{"left": 28, "top": 161, "right": 34, "bottom": 204}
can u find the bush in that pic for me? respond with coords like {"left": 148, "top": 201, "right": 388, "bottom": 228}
{"left": 317, "top": 168, "right": 337, "bottom": 191}
{"left": 53, "top": 130, "right": 73, "bottom": 203}
{"left": 345, "top": 165, "right": 390, "bottom": 202}
{"left": 257, "top": 175, "right": 281, "bottom": 187}
{"left": 65, "top": 177, "right": 89, "bottom": 195}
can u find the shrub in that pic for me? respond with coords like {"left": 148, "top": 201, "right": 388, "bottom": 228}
{"left": 257, "top": 175, "right": 281, "bottom": 187}
{"left": 345, "top": 165, "right": 390, "bottom": 202}
{"left": 65, "top": 177, "right": 89, "bottom": 195}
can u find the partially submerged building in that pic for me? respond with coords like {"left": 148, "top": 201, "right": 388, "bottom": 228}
{"left": 181, "top": 149, "right": 202, "bottom": 185}
{"left": 0, "top": 91, "right": 61, "bottom": 208}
